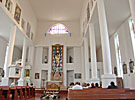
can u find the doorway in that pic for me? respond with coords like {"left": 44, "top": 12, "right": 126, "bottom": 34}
{"left": 67, "top": 70, "right": 74, "bottom": 87}
{"left": 41, "top": 70, "right": 48, "bottom": 88}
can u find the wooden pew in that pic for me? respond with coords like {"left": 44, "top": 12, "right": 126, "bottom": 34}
{"left": 0, "top": 88, "right": 4, "bottom": 100}
{"left": 22, "top": 86, "right": 27, "bottom": 98}
{"left": 16, "top": 86, "right": 23, "bottom": 99}
{"left": 0, "top": 86, "right": 34, "bottom": 100}
{"left": 68, "top": 88, "right": 135, "bottom": 100}
{"left": 10, "top": 87, "right": 18, "bottom": 100}
{"left": 0, "top": 86, "right": 10, "bottom": 100}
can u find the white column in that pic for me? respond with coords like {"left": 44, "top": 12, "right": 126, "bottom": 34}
{"left": 89, "top": 23, "right": 99, "bottom": 83}
{"left": 97, "top": 0, "right": 116, "bottom": 88}
{"left": 129, "top": 0, "right": 135, "bottom": 24}
{"left": 84, "top": 37, "right": 90, "bottom": 81}
{"left": 63, "top": 46, "right": 67, "bottom": 87}
{"left": 48, "top": 46, "right": 52, "bottom": 81}
{"left": 18, "top": 38, "right": 27, "bottom": 86}
{"left": 2, "top": 25, "right": 16, "bottom": 86}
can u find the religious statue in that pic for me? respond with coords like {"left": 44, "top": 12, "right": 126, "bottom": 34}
{"left": 129, "top": 59, "right": 134, "bottom": 73}
{"left": 114, "top": 67, "right": 118, "bottom": 76}
{"left": 44, "top": 56, "right": 48, "bottom": 63}
{"left": 122, "top": 62, "right": 127, "bottom": 74}
{"left": 69, "top": 56, "right": 73, "bottom": 63}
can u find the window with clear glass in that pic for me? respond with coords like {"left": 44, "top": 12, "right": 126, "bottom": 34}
{"left": 47, "top": 23, "right": 70, "bottom": 35}
{"left": 114, "top": 33, "right": 123, "bottom": 77}
{"left": 129, "top": 18, "right": 135, "bottom": 58}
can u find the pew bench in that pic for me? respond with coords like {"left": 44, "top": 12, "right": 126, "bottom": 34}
{"left": 68, "top": 88, "right": 135, "bottom": 100}
{"left": 0, "top": 86, "right": 35, "bottom": 100}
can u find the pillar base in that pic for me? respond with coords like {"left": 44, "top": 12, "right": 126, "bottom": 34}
{"left": 18, "top": 78, "right": 24, "bottom": 86}
{"left": 90, "top": 78, "right": 100, "bottom": 84}
{"left": 1, "top": 77, "right": 9, "bottom": 86}
{"left": 101, "top": 74, "right": 116, "bottom": 88}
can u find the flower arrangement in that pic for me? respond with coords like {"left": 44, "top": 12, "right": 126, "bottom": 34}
{"left": 41, "top": 94, "right": 58, "bottom": 99}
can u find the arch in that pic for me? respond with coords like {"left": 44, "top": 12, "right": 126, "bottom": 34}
{"left": 47, "top": 23, "right": 70, "bottom": 35}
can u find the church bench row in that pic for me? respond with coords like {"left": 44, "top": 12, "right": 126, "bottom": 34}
{"left": 68, "top": 88, "right": 135, "bottom": 100}
{"left": 0, "top": 86, "right": 35, "bottom": 100}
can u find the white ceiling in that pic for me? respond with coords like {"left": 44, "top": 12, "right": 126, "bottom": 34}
{"left": 0, "top": 0, "right": 131, "bottom": 50}
{"left": 29, "top": 0, "right": 84, "bottom": 21}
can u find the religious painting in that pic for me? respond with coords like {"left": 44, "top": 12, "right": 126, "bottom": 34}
{"left": 5, "top": 0, "right": 12, "bottom": 13}
{"left": 75, "top": 73, "right": 81, "bottom": 79}
{"left": 129, "top": 59, "right": 134, "bottom": 73}
{"left": 35, "top": 73, "right": 39, "bottom": 79}
{"left": 25, "top": 69, "right": 30, "bottom": 77}
{"left": 26, "top": 22, "right": 31, "bottom": 38}
{"left": 21, "top": 18, "right": 25, "bottom": 30}
{"left": 14, "top": 4, "right": 21, "bottom": 24}
{"left": 122, "top": 62, "right": 127, "bottom": 74}
{"left": 51, "top": 44, "right": 63, "bottom": 81}
{"left": 87, "top": 3, "right": 90, "bottom": 22}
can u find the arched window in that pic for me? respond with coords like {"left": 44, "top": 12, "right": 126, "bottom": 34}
{"left": 46, "top": 23, "right": 70, "bottom": 35}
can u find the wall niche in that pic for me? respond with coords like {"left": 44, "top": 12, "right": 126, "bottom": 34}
{"left": 67, "top": 47, "right": 74, "bottom": 63}
{"left": 42, "top": 47, "right": 49, "bottom": 64}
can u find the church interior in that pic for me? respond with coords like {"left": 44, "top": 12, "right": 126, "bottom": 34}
{"left": 0, "top": 0, "right": 135, "bottom": 99}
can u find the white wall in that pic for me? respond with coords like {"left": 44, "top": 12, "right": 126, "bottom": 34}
{"left": 35, "top": 21, "right": 82, "bottom": 46}
{"left": 32, "top": 47, "right": 50, "bottom": 88}
{"left": 12, "top": 46, "right": 22, "bottom": 63}
{"left": 0, "top": 36, "right": 22, "bottom": 68}
{"left": 0, "top": 37, "right": 7, "bottom": 68}
{"left": 97, "top": 47, "right": 103, "bottom": 62}
{"left": 67, "top": 47, "right": 83, "bottom": 83}
{"left": 110, "top": 19, "right": 134, "bottom": 75}
{"left": 32, "top": 46, "right": 83, "bottom": 88}
{"left": 110, "top": 36, "right": 117, "bottom": 74}
{"left": 17, "top": 0, "right": 37, "bottom": 40}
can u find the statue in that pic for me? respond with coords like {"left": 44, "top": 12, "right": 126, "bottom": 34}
{"left": 129, "top": 59, "right": 134, "bottom": 73}
{"left": 44, "top": 56, "right": 48, "bottom": 63}
{"left": 69, "top": 56, "right": 73, "bottom": 63}
{"left": 123, "top": 62, "right": 127, "bottom": 74}
{"left": 114, "top": 67, "right": 118, "bottom": 76}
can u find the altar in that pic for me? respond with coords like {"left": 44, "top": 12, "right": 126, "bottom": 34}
{"left": 45, "top": 81, "right": 62, "bottom": 98}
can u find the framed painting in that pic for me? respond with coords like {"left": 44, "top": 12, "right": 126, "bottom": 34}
{"left": 35, "top": 73, "right": 39, "bottom": 79}
{"left": 75, "top": 73, "right": 81, "bottom": 79}
{"left": 25, "top": 69, "right": 30, "bottom": 77}
{"left": 26, "top": 22, "right": 31, "bottom": 38}
{"left": 5, "top": 0, "right": 12, "bottom": 13}
{"left": 21, "top": 18, "right": 25, "bottom": 30}
{"left": 14, "top": 4, "right": 21, "bottom": 24}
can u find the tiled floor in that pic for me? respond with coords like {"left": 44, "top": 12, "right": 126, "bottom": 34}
{"left": 27, "top": 93, "right": 67, "bottom": 100}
